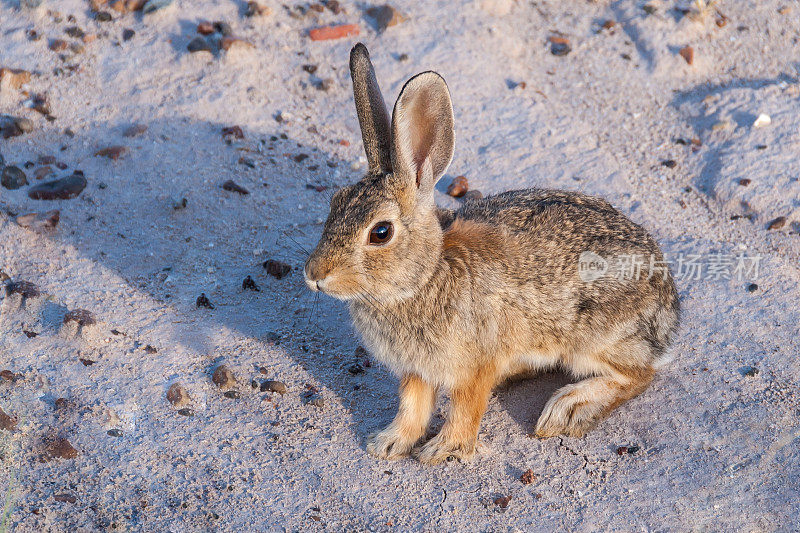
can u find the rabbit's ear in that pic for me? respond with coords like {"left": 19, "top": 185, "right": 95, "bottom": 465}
{"left": 350, "top": 43, "right": 392, "bottom": 175}
{"left": 391, "top": 71, "right": 455, "bottom": 200}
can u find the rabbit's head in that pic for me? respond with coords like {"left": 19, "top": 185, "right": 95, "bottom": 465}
{"left": 304, "top": 43, "right": 455, "bottom": 303}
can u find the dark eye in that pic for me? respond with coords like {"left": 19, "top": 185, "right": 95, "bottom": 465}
{"left": 368, "top": 221, "right": 394, "bottom": 245}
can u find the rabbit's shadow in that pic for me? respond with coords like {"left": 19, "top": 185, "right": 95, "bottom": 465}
{"left": 493, "top": 370, "right": 573, "bottom": 432}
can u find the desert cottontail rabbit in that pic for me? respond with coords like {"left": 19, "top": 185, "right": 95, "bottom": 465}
{"left": 304, "top": 43, "right": 679, "bottom": 464}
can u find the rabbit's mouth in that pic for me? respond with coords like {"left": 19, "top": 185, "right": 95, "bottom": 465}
{"left": 303, "top": 266, "right": 351, "bottom": 300}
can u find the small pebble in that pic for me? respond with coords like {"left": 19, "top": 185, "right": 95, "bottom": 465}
{"left": 197, "top": 22, "right": 214, "bottom": 35}
{"left": 28, "top": 173, "right": 87, "bottom": 200}
{"left": 196, "top": 293, "right": 214, "bottom": 309}
{"left": 260, "top": 380, "right": 287, "bottom": 394}
{"left": 447, "top": 175, "right": 468, "bottom": 197}
{"left": 213, "top": 21, "right": 233, "bottom": 36}
{"left": 616, "top": 445, "right": 640, "bottom": 455}
{"left": 0, "top": 67, "right": 32, "bottom": 89}
{"left": 520, "top": 469, "right": 536, "bottom": 484}
{"left": 661, "top": 159, "right": 676, "bottom": 169}
{"left": 96, "top": 11, "right": 112, "bottom": 21}
{"left": 54, "top": 494, "right": 77, "bottom": 504}
{"left": 0, "top": 370, "right": 18, "bottom": 382}
{"left": 302, "top": 64, "right": 318, "bottom": 74}
{"left": 0, "top": 407, "right": 17, "bottom": 431}
{"left": 222, "top": 180, "right": 249, "bottom": 195}
{"left": 142, "top": 0, "right": 173, "bottom": 14}
{"left": 63, "top": 309, "right": 95, "bottom": 326}
{"left": 767, "top": 216, "right": 787, "bottom": 230}
{"left": 326, "top": 0, "right": 343, "bottom": 14}
{"left": 95, "top": 146, "right": 128, "bottom": 160}
{"left": 6, "top": 281, "right": 40, "bottom": 298}
{"left": 348, "top": 363, "right": 364, "bottom": 375}
{"left": 16, "top": 210, "right": 60, "bottom": 231}
{"left": 187, "top": 37, "right": 212, "bottom": 53}
{"left": 1, "top": 115, "right": 33, "bottom": 138}
{"left": 2, "top": 166, "right": 28, "bottom": 189}
{"left": 309, "top": 24, "right": 360, "bottom": 41}
{"left": 245, "top": 1, "right": 272, "bottom": 17}
{"left": 742, "top": 366, "right": 759, "bottom": 377}
{"left": 123, "top": 124, "right": 147, "bottom": 137}
{"left": 747, "top": 283, "right": 758, "bottom": 292}
{"left": 223, "top": 390, "right": 241, "bottom": 399}
{"left": 738, "top": 178, "right": 751, "bottom": 186}
{"left": 166, "top": 383, "right": 191, "bottom": 406}
{"left": 304, "top": 393, "right": 324, "bottom": 408}
{"left": 212, "top": 365, "right": 236, "bottom": 389}
{"left": 49, "top": 39, "right": 69, "bottom": 51}
{"left": 107, "top": 429, "right": 123, "bottom": 437}
{"left": 178, "top": 408, "right": 195, "bottom": 416}
{"left": 549, "top": 36, "right": 571, "bottom": 56}
{"left": 263, "top": 259, "right": 291, "bottom": 279}
{"left": 493, "top": 495, "right": 512, "bottom": 509}
{"left": 34, "top": 166, "right": 53, "bottom": 180}
{"left": 366, "top": 5, "right": 408, "bottom": 32}
{"left": 122, "top": 28, "right": 135, "bottom": 41}
{"left": 679, "top": 45, "right": 694, "bottom": 65}
{"left": 463, "top": 190, "right": 483, "bottom": 202}
{"left": 221, "top": 36, "right": 254, "bottom": 51}
{"left": 242, "top": 275, "right": 260, "bottom": 291}
{"left": 44, "top": 437, "right": 78, "bottom": 460}
{"left": 222, "top": 125, "right": 244, "bottom": 139}
{"left": 753, "top": 114, "right": 771, "bottom": 128}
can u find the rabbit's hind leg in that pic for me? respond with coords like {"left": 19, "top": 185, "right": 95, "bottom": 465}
{"left": 534, "top": 339, "right": 655, "bottom": 438}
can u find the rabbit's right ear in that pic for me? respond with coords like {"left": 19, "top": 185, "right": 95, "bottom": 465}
{"left": 350, "top": 43, "right": 393, "bottom": 175}
{"left": 390, "top": 71, "right": 455, "bottom": 205}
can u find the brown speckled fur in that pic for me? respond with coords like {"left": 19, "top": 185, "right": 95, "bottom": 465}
{"left": 304, "top": 44, "right": 680, "bottom": 464}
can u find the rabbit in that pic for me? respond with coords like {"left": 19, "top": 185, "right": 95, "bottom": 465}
{"left": 304, "top": 43, "right": 680, "bottom": 465}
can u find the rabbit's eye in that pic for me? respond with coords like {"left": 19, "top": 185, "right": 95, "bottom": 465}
{"left": 368, "top": 222, "right": 394, "bottom": 245}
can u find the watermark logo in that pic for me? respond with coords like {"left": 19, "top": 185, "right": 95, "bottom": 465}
{"left": 578, "top": 251, "right": 608, "bottom": 282}
{"left": 577, "top": 251, "right": 762, "bottom": 282}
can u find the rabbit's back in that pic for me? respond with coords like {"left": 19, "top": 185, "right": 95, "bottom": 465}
{"left": 450, "top": 188, "right": 679, "bottom": 361}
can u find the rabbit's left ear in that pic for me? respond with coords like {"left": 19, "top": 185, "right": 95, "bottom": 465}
{"left": 391, "top": 71, "right": 454, "bottom": 202}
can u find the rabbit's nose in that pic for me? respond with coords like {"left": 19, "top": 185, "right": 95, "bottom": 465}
{"left": 304, "top": 257, "right": 330, "bottom": 289}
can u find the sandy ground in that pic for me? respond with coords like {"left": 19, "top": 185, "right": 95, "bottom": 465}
{"left": 1, "top": 0, "right": 799, "bottom": 530}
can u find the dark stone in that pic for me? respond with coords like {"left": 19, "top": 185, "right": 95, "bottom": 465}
{"left": 28, "top": 173, "right": 87, "bottom": 200}
{"left": 63, "top": 309, "right": 95, "bottom": 326}
{"left": 242, "top": 275, "right": 260, "bottom": 291}
{"left": 2, "top": 166, "right": 28, "bottom": 189}
{"left": 222, "top": 180, "right": 249, "bottom": 195}
{"left": 263, "top": 259, "right": 291, "bottom": 279}
{"left": 196, "top": 293, "right": 214, "bottom": 309}
{"left": 741, "top": 366, "right": 759, "bottom": 377}
{"left": 260, "top": 380, "right": 287, "bottom": 394}
{"left": 6, "top": 280, "right": 40, "bottom": 298}
{"left": 187, "top": 36, "right": 212, "bottom": 53}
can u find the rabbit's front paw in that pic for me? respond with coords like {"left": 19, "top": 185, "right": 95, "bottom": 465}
{"left": 366, "top": 427, "right": 416, "bottom": 460}
{"left": 413, "top": 434, "right": 476, "bottom": 465}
